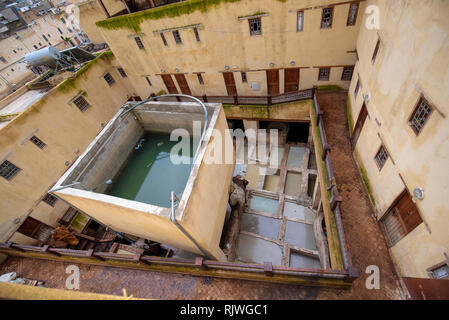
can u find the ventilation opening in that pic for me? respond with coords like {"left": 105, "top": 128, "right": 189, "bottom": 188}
{"left": 287, "top": 122, "right": 309, "bottom": 143}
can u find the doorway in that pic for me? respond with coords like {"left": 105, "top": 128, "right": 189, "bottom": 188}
{"left": 223, "top": 72, "right": 237, "bottom": 96}
{"left": 351, "top": 102, "right": 368, "bottom": 149}
{"left": 174, "top": 74, "right": 192, "bottom": 95}
{"left": 266, "top": 69, "right": 280, "bottom": 95}
{"left": 284, "top": 68, "right": 299, "bottom": 93}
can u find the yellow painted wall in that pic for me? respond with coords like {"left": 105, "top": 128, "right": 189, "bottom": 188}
{"left": 91, "top": 0, "right": 364, "bottom": 98}
{"left": 79, "top": 1, "right": 109, "bottom": 44}
{"left": 0, "top": 53, "right": 136, "bottom": 243}
{"left": 348, "top": 0, "right": 449, "bottom": 277}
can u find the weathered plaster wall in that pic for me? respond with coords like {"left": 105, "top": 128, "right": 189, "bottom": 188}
{"left": 348, "top": 0, "right": 449, "bottom": 277}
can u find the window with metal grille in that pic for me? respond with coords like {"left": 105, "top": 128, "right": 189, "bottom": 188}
{"left": 429, "top": 263, "right": 449, "bottom": 279}
{"left": 103, "top": 73, "right": 115, "bottom": 86}
{"left": 57, "top": 27, "right": 62, "bottom": 34}
{"left": 0, "top": 57, "right": 6, "bottom": 63}
{"left": 73, "top": 96, "right": 90, "bottom": 112}
{"left": 354, "top": 79, "right": 361, "bottom": 97}
{"left": 347, "top": 3, "right": 359, "bottom": 26}
{"left": 117, "top": 67, "right": 127, "bottom": 78}
{"left": 249, "top": 17, "right": 262, "bottom": 36}
{"left": 321, "top": 7, "right": 333, "bottom": 29}
{"left": 409, "top": 97, "right": 433, "bottom": 134}
{"left": 318, "top": 67, "right": 330, "bottom": 81}
{"left": 197, "top": 73, "right": 204, "bottom": 85}
{"left": 374, "top": 145, "right": 388, "bottom": 169}
{"left": 372, "top": 39, "right": 380, "bottom": 63}
{"left": 341, "top": 66, "right": 354, "bottom": 81}
{"left": 193, "top": 28, "right": 200, "bottom": 42}
{"left": 241, "top": 72, "right": 247, "bottom": 83}
{"left": 135, "top": 36, "right": 145, "bottom": 50}
{"left": 145, "top": 76, "right": 152, "bottom": 86}
{"left": 61, "top": 17, "right": 65, "bottom": 24}
{"left": 30, "top": 135, "right": 46, "bottom": 149}
{"left": 173, "top": 30, "right": 182, "bottom": 44}
{"left": 297, "top": 11, "right": 304, "bottom": 31}
{"left": 42, "top": 34, "right": 48, "bottom": 42}
{"left": 160, "top": 33, "right": 168, "bottom": 46}
{"left": 0, "top": 160, "right": 21, "bottom": 181}
{"left": 42, "top": 193, "right": 58, "bottom": 207}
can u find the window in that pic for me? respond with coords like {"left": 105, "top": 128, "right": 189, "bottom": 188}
{"left": 354, "top": 79, "right": 361, "bottom": 97}
{"left": 409, "top": 96, "right": 433, "bottom": 134}
{"left": 321, "top": 7, "right": 333, "bottom": 29}
{"left": 47, "top": 33, "right": 51, "bottom": 38}
{"left": 374, "top": 145, "right": 388, "bottom": 169}
{"left": 30, "top": 135, "right": 46, "bottom": 149}
{"left": 135, "top": 36, "right": 145, "bottom": 50}
{"left": 42, "top": 193, "right": 58, "bottom": 207}
{"left": 341, "top": 66, "right": 354, "bottom": 81}
{"left": 117, "top": 67, "right": 127, "bottom": 78}
{"left": 160, "top": 33, "right": 168, "bottom": 46}
{"left": 193, "top": 28, "right": 200, "bottom": 42}
{"left": 67, "top": 28, "right": 73, "bottom": 33}
{"left": 197, "top": 73, "right": 204, "bottom": 85}
{"left": 0, "top": 160, "right": 21, "bottom": 181}
{"left": 318, "top": 67, "right": 330, "bottom": 81}
{"left": 57, "top": 27, "right": 62, "bottom": 34}
{"left": 145, "top": 76, "right": 152, "bottom": 86}
{"left": 249, "top": 17, "right": 262, "bottom": 36}
{"left": 33, "top": 45, "right": 38, "bottom": 49}
{"left": 173, "top": 30, "right": 182, "bottom": 44}
{"left": 103, "top": 73, "right": 115, "bottom": 86}
{"left": 372, "top": 38, "right": 380, "bottom": 63}
{"left": 38, "top": 42, "right": 42, "bottom": 46}
{"left": 42, "top": 35, "right": 48, "bottom": 42}
{"left": 61, "top": 17, "right": 65, "bottom": 24}
{"left": 73, "top": 95, "right": 90, "bottom": 112}
{"left": 0, "top": 57, "right": 7, "bottom": 63}
{"left": 241, "top": 72, "right": 247, "bottom": 83}
{"left": 347, "top": 2, "right": 359, "bottom": 26}
{"left": 297, "top": 11, "right": 304, "bottom": 31}
{"left": 429, "top": 263, "right": 449, "bottom": 279}
{"left": 13, "top": 49, "right": 16, "bottom": 54}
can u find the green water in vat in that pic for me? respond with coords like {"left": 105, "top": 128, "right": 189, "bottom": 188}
{"left": 107, "top": 132, "right": 195, "bottom": 208}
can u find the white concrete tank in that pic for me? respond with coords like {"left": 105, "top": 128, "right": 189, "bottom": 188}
{"left": 25, "top": 46, "right": 61, "bottom": 67}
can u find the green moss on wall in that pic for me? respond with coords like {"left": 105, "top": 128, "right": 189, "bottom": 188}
{"left": 317, "top": 85, "right": 344, "bottom": 92}
{"left": 56, "top": 78, "right": 77, "bottom": 93}
{"left": 346, "top": 93, "right": 354, "bottom": 137}
{"left": 96, "top": 0, "right": 243, "bottom": 32}
{"left": 358, "top": 161, "right": 377, "bottom": 209}
{"left": 238, "top": 11, "right": 268, "bottom": 19}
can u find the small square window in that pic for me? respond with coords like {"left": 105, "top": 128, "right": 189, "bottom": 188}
{"left": 241, "top": 72, "right": 247, "bottom": 83}
{"left": 160, "top": 33, "right": 168, "bottom": 46}
{"left": 341, "top": 66, "right": 354, "bottom": 81}
{"left": 347, "top": 3, "right": 359, "bottom": 26}
{"left": 30, "top": 135, "right": 46, "bottom": 149}
{"left": 193, "top": 28, "right": 200, "bottom": 42}
{"left": 354, "top": 79, "right": 361, "bottom": 97}
{"left": 73, "top": 95, "right": 90, "bottom": 112}
{"left": 103, "top": 73, "right": 115, "bottom": 86}
{"left": 409, "top": 97, "right": 433, "bottom": 134}
{"left": 374, "top": 145, "right": 388, "bottom": 170}
{"left": 318, "top": 67, "right": 330, "bottom": 81}
{"left": 0, "top": 57, "right": 6, "bottom": 63}
{"left": 135, "top": 36, "right": 145, "bottom": 50}
{"left": 197, "top": 73, "right": 204, "bottom": 85}
{"left": 372, "top": 39, "right": 381, "bottom": 63}
{"left": 117, "top": 67, "right": 127, "bottom": 78}
{"left": 0, "top": 160, "right": 21, "bottom": 181}
{"left": 297, "top": 11, "right": 304, "bottom": 31}
{"left": 145, "top": 76, "right": 152, "bottom": 86}
{"left": 249, "top": 17, "right": 262, "bottom": 36}
{"left": 42, "top": 193, "right": 58, "bottom": 207}
{"left": 321, "top": 7, "right": 333, "bottom": 29}
{"left": 173, "top": 30, "right": 182, "bottom": 44}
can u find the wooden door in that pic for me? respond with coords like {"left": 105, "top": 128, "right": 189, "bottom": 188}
{"left": 17, "top": 216, "right": 53, "bottom": 243}
{"left": 266, "top": 69, "right": 280, "bottom": 95}
{"left": 160, "top": 74, "right": 178, "bottom": 94}
{"left": 351, "top": 102, "right": 368, "bottom": 149}
{"left": 174, "top": 74, "right": 192, "bottom": 95}
{"left": 382, "top": 190, "right": 423, "bottom": 247}
{"left": 284, "top": 68, "right": 299, "bottom": 93}
{"left": 223, "top": 72, "right": 237, "bottom": 96}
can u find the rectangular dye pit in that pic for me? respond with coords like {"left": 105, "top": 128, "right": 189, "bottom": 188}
{"left": 241, "top": 213, "right": 280, "bottom": 239}
{"left": 284, "top": 220, "right": 317, "bottom": 250}
{"left": 284, "top": 172, "right": 302, "bottom": 197}
{"left": 263, "top": 169, "right": 280, "bottom": 193}
{"left": 286, "top": 146, "right": 305, "bottom": 168}
{"left": 236, "top": 233, "right": 283, "bottom": 265}
{"left": 249, "top": 195, "right": 279, "bottom": 215}
{"left": 283, "top": 202, "right": 316, "bottom": 223}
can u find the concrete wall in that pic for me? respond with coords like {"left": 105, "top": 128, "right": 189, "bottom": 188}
{"left": 79, "top": 1, "right": 108, "bottom": 44}
{"left": 0, "top": 53, "right": 136, "bottom": 243}
{"left": 91, "top": 0, "right": 364, "bottom": 98}
{"left": 348, "top": 0, "right": 449, "bottom": 277}
{"left": 52, "top": 102, "right": 234, "bottom": 261}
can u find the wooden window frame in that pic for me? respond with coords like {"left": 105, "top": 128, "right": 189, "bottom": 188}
{"left": 320, "top": 7, "right": 334, "bottom": 29}
{"left": 135, "top": 36, "right": 145, "bottom": 50}
{"left": 341, "top": 66, "right": 354, "bottom": 81}
{"left": 347, "top": 2, "right": 359, "bottom": 26}
{"left": 297, "top": 10, "right": 304, "bottom": 32}
{"left": 408, "top": 95, "right": 434, "bottom": 136}
{"left": 0, "top": 160, "right": 21, "bottom": 181}
{"left": 30, "top": 135, "right": 46, "bottom": 149}
{"left": 249, "top": 17, "right": 262, "bottom": 36}
{"left": 318, "top": 67, "right": 330, "bottom": 81}
{"left": 374, "top": 144, "right": 389, "bottom": 170}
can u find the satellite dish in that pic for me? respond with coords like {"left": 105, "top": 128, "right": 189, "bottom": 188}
{"left": 413, "top": 187, "right": 424, "bottom": 200}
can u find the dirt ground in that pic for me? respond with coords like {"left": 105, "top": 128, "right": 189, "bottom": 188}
{"left": 0, "top": 92, "right": 406, "bottom": 299}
